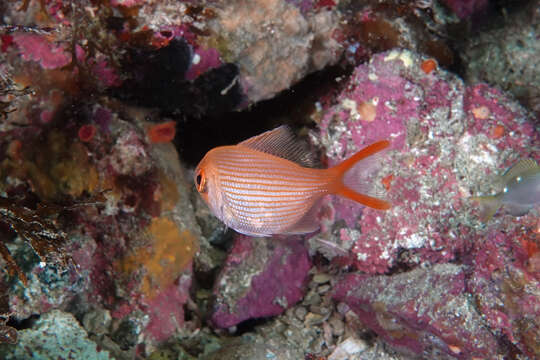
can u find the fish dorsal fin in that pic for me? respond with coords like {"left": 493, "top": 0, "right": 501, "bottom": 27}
{"left": 238, "top": 125, "right": 316, "bottom": 167}
{"left": 502, "top": 158, "right": 539, "bottom": 184}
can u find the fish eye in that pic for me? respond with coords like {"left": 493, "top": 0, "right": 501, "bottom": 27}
{"left": 195, "top": 170, "right": 207, "bottom": 193}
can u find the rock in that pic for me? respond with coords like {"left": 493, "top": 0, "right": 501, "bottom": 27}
{"left": 328, "top": 337, "right": 368, "bottom": 360}
{"left": 333, "top": 263, "right": 502, "bottom": 358}
{"left": 309, "top": 48, "right": 539, "bottom": 273}
{"left": 207, "top": 0, "right": 341, "bottom": 103}
{"left": 201, "top": 338, "right": 302, "bottom": 360}
{"left": 468, "top": 229, "right": 540, "bottom": 358}
{"left": 329, "top": 315, "right": 345, "bottom": 337}
{"left": 0, "top": 310, "right": 112, "bottom": 359}
{"left": 294, "top": 306, "right": 308, "bottom": 321}
{"left": 211, "top": 235, "right": 311, "bottom": 328}
{"left": 461, "top": 2, "right": 540, "bottom": 117}
{"left": 313, "top": 273, "right": 332, "bottom": 284}
{"left": 83, "top": 308, "right": 112, "bottom": 336}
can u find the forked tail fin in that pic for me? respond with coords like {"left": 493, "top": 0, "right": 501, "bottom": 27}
{"left": 330, "top": 140, "right": 392, "bottom": 210}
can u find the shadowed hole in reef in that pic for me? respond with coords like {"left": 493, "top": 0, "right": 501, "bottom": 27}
{"left": 233, "top": 317, "right": 272, "bottom": 335}
{"left": 6, "top": 314, "right": 40, "bottom": 330}
{"left": 176, "top": 64, "right": 351, "bottom": 167}
{"left": 113, "top": 39, "right": 244, "bottom": 120}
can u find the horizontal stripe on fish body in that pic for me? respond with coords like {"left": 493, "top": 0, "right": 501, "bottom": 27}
{"left": 225, "top": 196, "right": 312, "bottom": 208}
{"left": 220, "top": 187, "right": 325, "bottom": 199}
{"left": 215, "top": 163, "right": 325, "bottom": 180}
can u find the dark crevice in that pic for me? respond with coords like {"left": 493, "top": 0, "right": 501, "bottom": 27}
{"left": 6, "top": 314, "right": 40, "bottom": 331}
{"left": 176, "top": 64, "right": 351, "bottom": 167}
{"left": 232, "top": 317, "right": 272, "bottom": 335}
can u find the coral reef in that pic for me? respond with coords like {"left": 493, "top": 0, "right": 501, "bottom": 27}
{"left": 0, "top": 309, "right": 112, "bottom": 359}
{"left": 309, "top": 49, "right": 539, "bottom": 274}
{"left": 468, "top": 228, "right": 540, "bottom": 358}
{"left": 0, "top": 0, "right": 538, "bottom": 359}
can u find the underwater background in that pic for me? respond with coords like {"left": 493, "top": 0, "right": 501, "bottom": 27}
{"left": 0, "top": 0, "right": 538, "bottom": 359}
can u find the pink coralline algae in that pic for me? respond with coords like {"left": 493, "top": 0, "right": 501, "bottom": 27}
{"left": 333, "top": 264, "right": 502, "bottom": 359}
{"left": 468, "top": 228, "right": 540, "bottom": 357}
{"left": 211, "top": 235, "right": 311, "bottom": 328}
{"left": 90, "top": 58, "right": 122, "bottom": 88}
{"left": 309, "top": 49, "right": 540, "bottom": 274}
{"left": 143, "top": 274, "right": 192, "bottom": 343}
{"left": 185, "top": 47, "right": 222, "bottom": 81}
{"left": 13, "top": 34, "right": 71, "bottom": 70}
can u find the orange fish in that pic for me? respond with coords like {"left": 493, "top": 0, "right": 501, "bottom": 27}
{"left": 194, "top": 126, "right": 391, "bottom": 236}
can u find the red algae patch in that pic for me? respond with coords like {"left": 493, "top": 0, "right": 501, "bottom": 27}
{"left": 78, "top": 124, "right": 97, "bottom": 142}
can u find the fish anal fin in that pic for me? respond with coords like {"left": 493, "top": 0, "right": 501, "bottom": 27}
{"left": 238, "top": 125, "right": 316, "bottom": 167}
{"left": 283, "top": 198, "right": 323, "bottom": 235}
{"left": 502, "top": 158, "right": 539, "bottom": 185}
{"left": 470, "top": 195, "right": 502, "bottom": 222}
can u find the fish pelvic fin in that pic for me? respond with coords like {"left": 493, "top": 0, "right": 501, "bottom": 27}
{"left": 470, "top": 194, "right": 502, "bottom": 222}
{"left": 330, "top": 140, "right": 391, "bottom": 210}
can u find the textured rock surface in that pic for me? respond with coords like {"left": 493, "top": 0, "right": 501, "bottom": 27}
{"left": 461, "top": 2, "right": 540, "bottom": 117}
{"left": 0, "top": 310, "right": 112, "bottom": 359}
{"left": 309, "top": 49, "right": 539, "bottom": 274}
{"left": 211, "top": 235, "right": 311, "bottom": 328}
{"left": 1, "top": 105, "right": 199, "bottom": 352}
{"left": 333, "top": 264, "right": 501, "bottom": 359}
{"left": 468, "top": 228, "right": 540, "bottom": 358}
{"left": 207, "top": 0, "right": 341, "bottom": 102}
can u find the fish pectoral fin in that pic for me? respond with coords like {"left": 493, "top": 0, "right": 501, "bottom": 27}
{"left": 283, "top": 198, "right": 323, "bottom": 235}
{"left": 471, "top": 195, "right": 502, "bottom": 222}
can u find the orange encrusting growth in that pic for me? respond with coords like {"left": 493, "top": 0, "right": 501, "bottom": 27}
{"left": 489, "top": 124, "right": 505, "bottom": 139}
{"left": 118, "top": 217, "right": 197, "bottom": 299}
{"left": 330, "top": 140, "right": 391, "bottom": 210}
{"left": 420, "top": 58, "right": 437, "bottom": 74}
{"left": 148, "top": 121, "right": 176, "bottom": 143}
